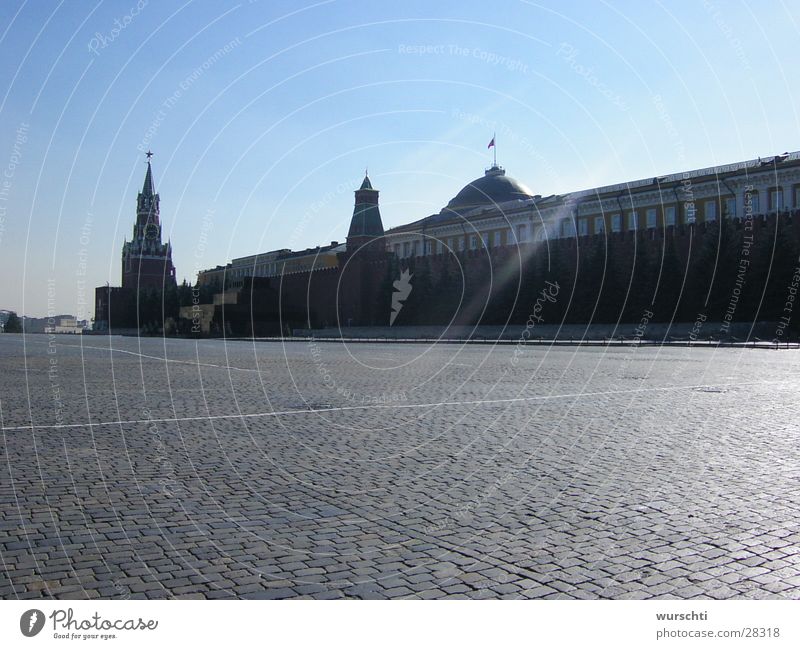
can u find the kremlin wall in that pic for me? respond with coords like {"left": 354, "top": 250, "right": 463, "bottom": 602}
{"left": 98, "top": 150, "right": 800, "bottom": 341}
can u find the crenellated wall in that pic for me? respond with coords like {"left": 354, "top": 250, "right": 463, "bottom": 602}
{"left": 202, "top": 211, "right": 800, "bottom": 338}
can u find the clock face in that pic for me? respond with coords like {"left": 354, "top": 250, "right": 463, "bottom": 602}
{"left": 144, "top": 223, "right": 159, "bottom": 240}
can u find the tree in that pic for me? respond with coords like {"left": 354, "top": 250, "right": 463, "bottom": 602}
{"left": 407, "top": 257, "right": 434, "bottom": 325}
{"left": 652, "top": 236, "right": 683, "bottom": 323}
{"left": 572, "top": 237, "right": 606, "bottom": 324}
{"left": 375, "top": 257, "right": 398, "bottom": 326}
{"left": 485, "top": 250, "right": 521, "bottom": 326}
{"left": 621, "top": 235, "right": 655, "bottom": 323}
{"left": 432, "top": 257, "right": 461, "bottom": 325}
{"left": 747, "top": 219, "right": 798, "bottom": 323}
{"left": 177, "top": 280, "right": 194, "bottom": 307}
{"left": 4, "top": 311, "right": 22, "bottom": 333}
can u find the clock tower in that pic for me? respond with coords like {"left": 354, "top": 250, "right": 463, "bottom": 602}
{"left": 121, "top": 152, "right": 176, "bottom": 290}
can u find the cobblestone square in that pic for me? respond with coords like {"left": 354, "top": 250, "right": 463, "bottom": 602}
{"left": 1, "top": 334, "right": 799, "bottom": 599}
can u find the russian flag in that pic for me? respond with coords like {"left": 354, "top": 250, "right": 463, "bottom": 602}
{"left": 487, "top": 136, "right": 495, "bottom": 149}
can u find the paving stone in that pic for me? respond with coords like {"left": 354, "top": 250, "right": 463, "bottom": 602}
{"left": 2, "top": 339, "right": 799, "bottom": 601}
{"left": 241, "top": 588, "right": 298, "bottom": 599}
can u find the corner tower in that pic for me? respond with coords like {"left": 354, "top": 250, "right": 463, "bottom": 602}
{"left": 337, "top": 171, "right": 390, "bottom": 326}
{"left": 346, "top": 172, "right": 385, "bottom": 255}
{"left": 121, "top": 152, "right": 177, "bottom": 290}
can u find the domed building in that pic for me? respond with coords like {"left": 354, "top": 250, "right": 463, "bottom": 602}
{"left": 386, "top": 149, "right": 798, "bottom": 263}
{"left": 193, "top": 146, "right": 800, "bottom": 330}
{"left": 443, "top": 164, "right": 535, "bottom": 215}
{"left": 386, "top": 162, "right": 546, "bottom": 258}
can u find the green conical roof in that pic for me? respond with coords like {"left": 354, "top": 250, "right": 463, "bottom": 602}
{"left": 348, "top": 203, "right": 384, "bottom": 238}
{"left": 142, "top": 161, "right": 155, "bottom": 196}
{"left": 348, "top": 173, "right": 384, "bottom": 239}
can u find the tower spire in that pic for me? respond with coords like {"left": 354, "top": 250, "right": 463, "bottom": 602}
{"left": 121, "top": 150, "right": 174, "bottom": 291}
{"left": 359, "top": 170, "right": 373, "bottom": 191}
{"left": 136, "top": 151, "right": 160, "bottom": 230}
{"left": 142, "top": 150, "right": 155, "bottom": 196}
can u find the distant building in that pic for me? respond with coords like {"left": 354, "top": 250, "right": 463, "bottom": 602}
{"left": 188, "top": 173, "right": 387, "bottom": 333}
{"left": 197, "top": 245, "right": 341, "bottom": 291}
{"left": 122, "top": 154, "right": 176, "bottom": 290}
{"left": 45, "top": 317, "right": 89, "bottom": 334}
{"left": 95, "top": 154, "right": 178, "bottom": 331}
{"left": 386, "top": 153, "right": 800, "bottom": 254}
{"left": 192, "top": 149, "right": 800, "bottom": 334}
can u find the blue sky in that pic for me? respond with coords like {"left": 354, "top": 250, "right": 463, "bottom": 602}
{"left": 1, "top": 0, "right": 798, "bottom": 317}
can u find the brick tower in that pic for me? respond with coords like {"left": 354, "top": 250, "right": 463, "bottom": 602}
{"left": 338, "top": 172, "right": 389, "bottom": 325}
{"left": 121, "top": 152, "right": 176, "bottom": 290}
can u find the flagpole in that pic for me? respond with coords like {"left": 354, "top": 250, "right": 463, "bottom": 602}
{"left": 493, "top": 132, "right": 497, "bottom": 167}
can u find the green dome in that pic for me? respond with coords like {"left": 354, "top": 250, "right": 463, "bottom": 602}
{"left": 445, "top": 165, "right": 534, "bottom": 212}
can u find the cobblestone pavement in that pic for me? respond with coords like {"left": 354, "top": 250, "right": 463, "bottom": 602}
{"left": 1, "top": 333, "right": 799, "bottom": 599}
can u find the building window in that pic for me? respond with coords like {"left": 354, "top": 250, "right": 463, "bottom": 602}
{"left": 458, "top": 237, "right": 465, "bottom": 251}
{"left": 770, "top": 188, "right": 783, "bottom": 211}
{"left": 578, "top": 218, "right": 588, "bottom": 236}
{"left": 493, "top": 231, "right": 502, "bottom": 247}
{"left": 561, "top": 219, "right": 574, "bottom": 237}
{"left": 517, "top": 223, "right": 528, "bottom": 242}
{"left": 745, "top": 190, "right": 759, "bottom": 215}
{"left": 664, "top": 207, "right": 675, "bottom": 226}
{"left": 611, "top": 214, "right": 622, "bottom": 232}
{"left": 403, "top": 242, "right": 410, "bottom": 257}
{"left": 724, "top": 197, "right": 736, "bottom": 218}
{"left": 742, "top": 190, "right": 758, "bottom": 218}
{"left": 394, "top": 244, "right": 401, "bottom": 256}
{"left": 645, "top": 208, "right": 657, "bottom": 229}
{"left": 594, "top": 216, "right": 605, "bottom": 233}
{"left": 794, "top": 185, "right": 800, "bottom": 208}
{"left": 482, "top": 233, "right": 490, "bottom": 248}
{"left": 425, "top": 241, "right": 433, "bottom": 255}
{"left": 684, "top": 204, "right": 696, "bottom": 224}
{"left": 437, "top": 240, "right": 443, "bottom": 254}
{"left": 470, "top": 235, "right": 478, "bottom": 250}
{"left": 628, "top": 211, "right": 637, "bottom": 231}
{"left": 412, "top": 241, "right": 419, "bottom": 256}
{"left": 705, "top": 201, "right": 716, "bottom": 221}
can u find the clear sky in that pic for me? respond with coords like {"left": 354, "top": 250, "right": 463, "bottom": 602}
{"left": 1, "top": 0, "right": 798, "bottom": 317}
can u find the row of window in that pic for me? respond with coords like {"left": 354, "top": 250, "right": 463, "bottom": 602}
{"left": 392, "top": 187, "right": 800, "bottom": 258}
{"left": 232, "top": 260, "right": 336, "bottom": 277}
{"left": 392, "top": 224, "right": 537, "bottom": 257}
{"left": 228, "top": 263, "right": 278, "bottom": 278}
{"left": 582, "top": 204, "right": 683, "bottom": 236}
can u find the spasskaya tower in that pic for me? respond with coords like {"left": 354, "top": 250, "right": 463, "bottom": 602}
{"left": 121, "top": 151, "right": 176, "bottom": 290}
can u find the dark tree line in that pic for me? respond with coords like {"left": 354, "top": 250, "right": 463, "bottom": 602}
{"left": 108, "top": 284, "right": 183, "bottom": 332}
{"left": 392, "top": 217, "right": 800, "bottom": 334}
{"left": 3, "top": 312, "right": 22, "bottom": 333}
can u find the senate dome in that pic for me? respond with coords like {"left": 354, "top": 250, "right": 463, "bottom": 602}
{"left": 444, "top": 165, "right": 534, "bottom": 213}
